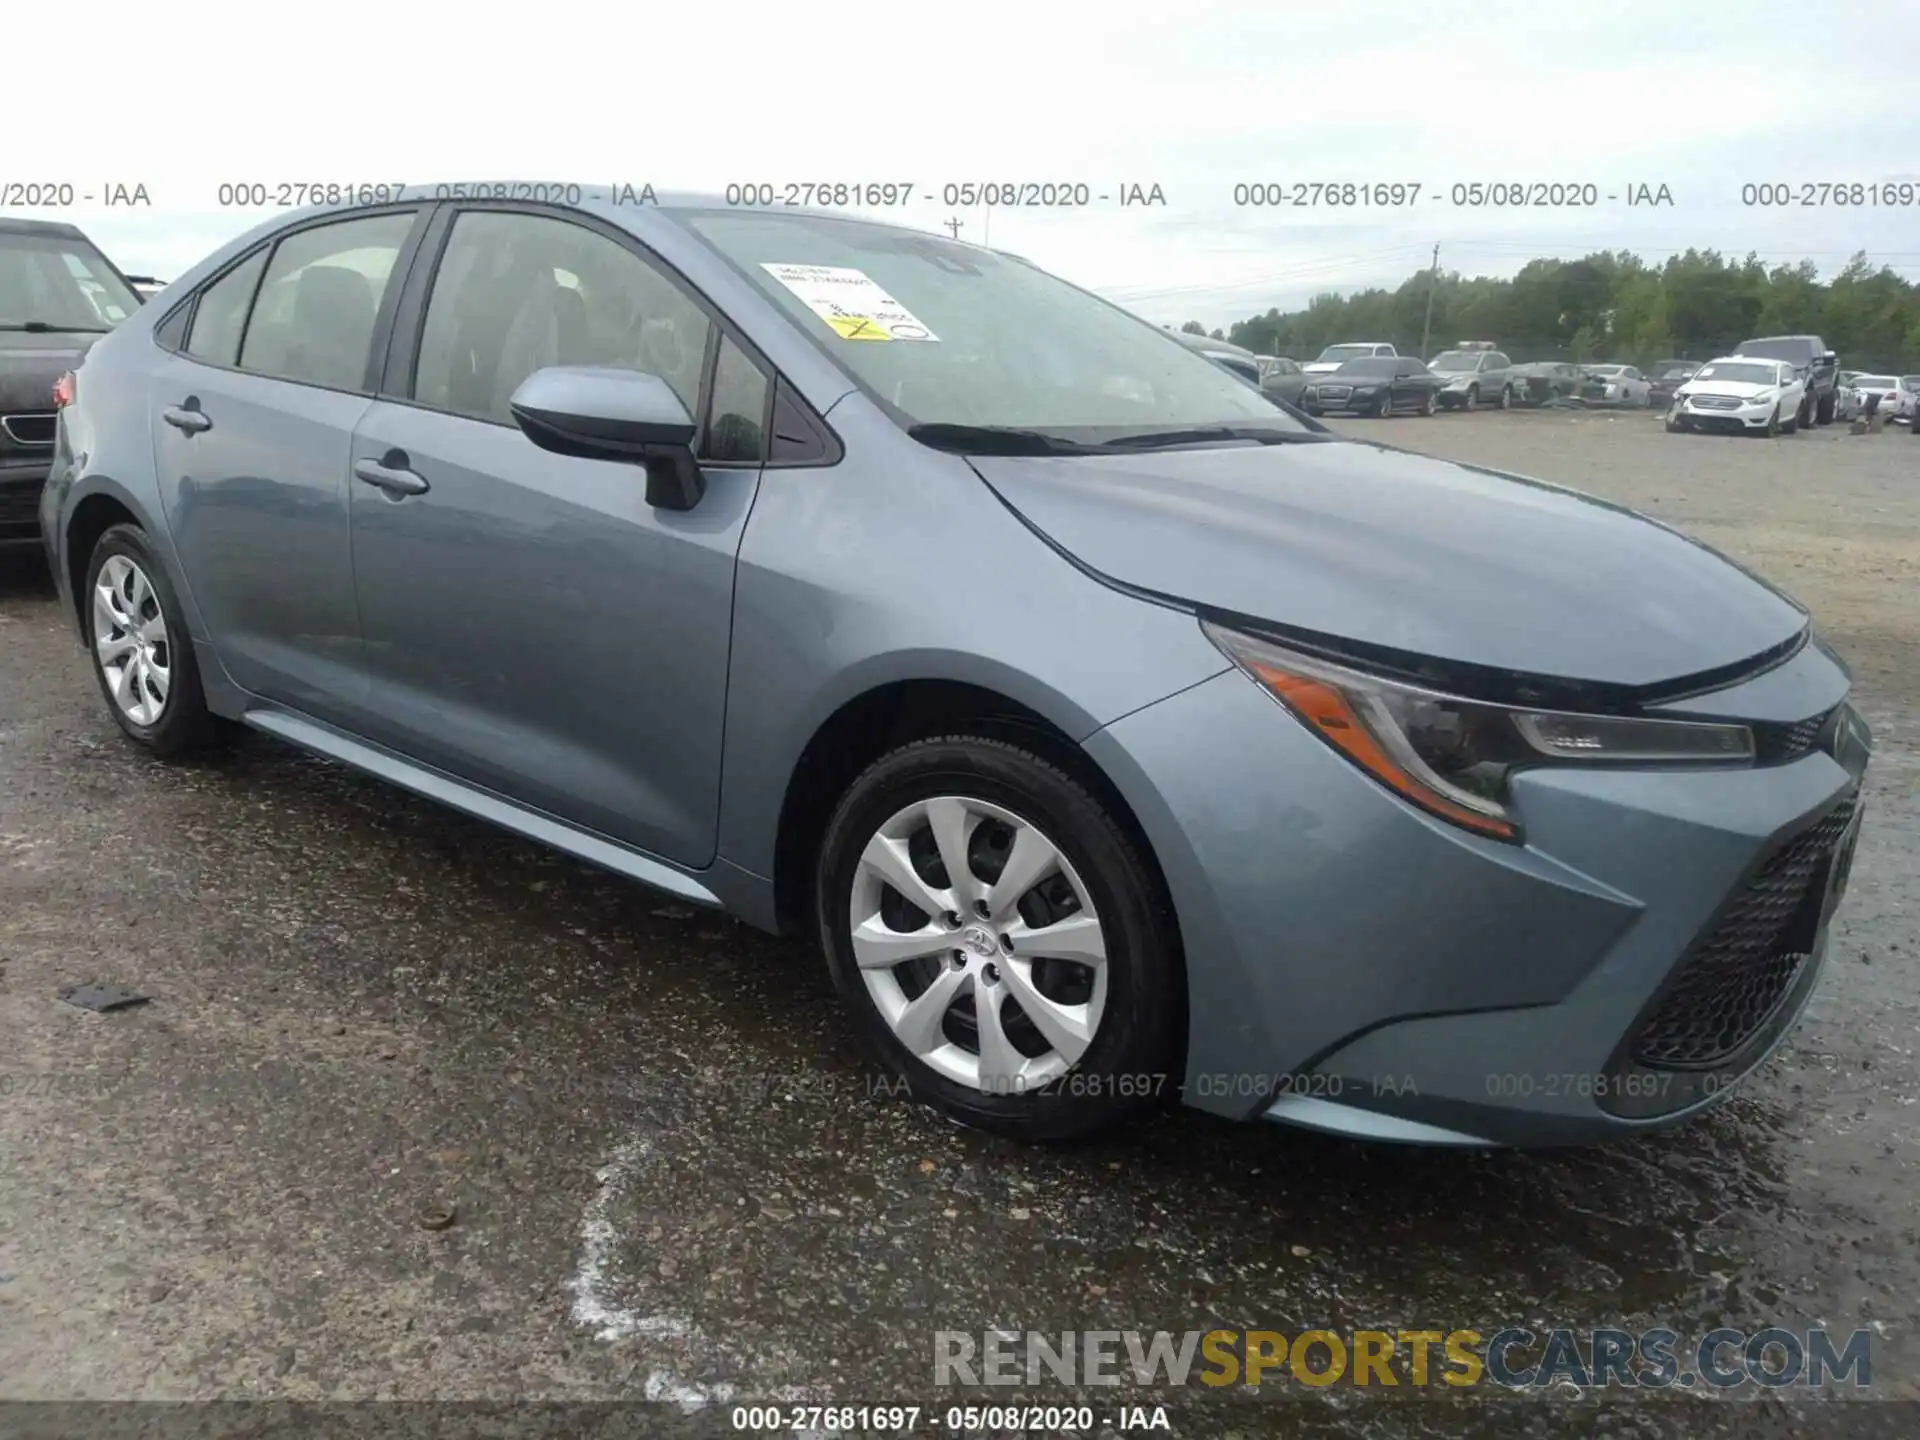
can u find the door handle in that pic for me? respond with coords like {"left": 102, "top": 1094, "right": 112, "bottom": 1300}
{"left": 353, "top": 457, "right": 430, "bottom": 497}
{"left": 161, "top": 404, "right": 211, "bottom": 434}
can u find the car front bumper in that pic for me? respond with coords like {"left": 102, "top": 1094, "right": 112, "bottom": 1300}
{"left": 0, "top": 456, "right": 51, "bottom": 549}
{"left": 1300, "top": 388, "right": 1385, "bottom": 414}
{"left": 1087, "top": 636, "right": 1868, "bottom": 1147}
{"left": 1671, "top": 397, "right": 1784, "bottom": 432}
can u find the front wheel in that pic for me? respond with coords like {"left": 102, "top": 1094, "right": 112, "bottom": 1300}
{"left": 1463, "top": 385, "right": 1479, "bottom": 412}
{"left": 1816, "top": 390, "right": 1835, "bottom": 425}
{"left": 1498, "top": 385, "right": 1512, "bottom": 410}
{"left": 83, "top": 524, "right": 229, "bottom": 757}
{"left": 1420, "top": 390, "right": 1436, "bottom": 417}
{"left": 815, "top": 736, "right": 1181, "bottom": 1141}
{"left": 1373, "top": 390, "right": 1392, "bottom": 418}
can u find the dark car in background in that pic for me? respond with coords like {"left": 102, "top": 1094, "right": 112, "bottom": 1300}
{"left": 1, "top": 218, "right": 145, "bottom": 552}
{"left": 1510, "top": 361, "right": 1583, "bottom": 406}
{"left": 1301, "top": 355, "right": 1442, "bottom": 417}
{"left": 1646, "top": 360, "right": 1701, "bottom": 409}
{"left": 1732, "top": 334, "right": 1838, "bottom": 427}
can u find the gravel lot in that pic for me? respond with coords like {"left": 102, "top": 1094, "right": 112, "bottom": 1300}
{"left": 1, "top": 409, "right": 1914, "bottom": 1437}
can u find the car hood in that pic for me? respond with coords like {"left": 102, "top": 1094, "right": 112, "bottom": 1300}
{"left": 0, "top": 331, "right": 102, "bottom": 413}
{"left": 970, "top": 438, "right": 1807, "bottom": 691}
{"left": 1684, "top": 378, "right": 1779, "bottom": 400}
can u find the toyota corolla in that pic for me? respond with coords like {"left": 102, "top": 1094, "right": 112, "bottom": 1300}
{"left": 41, "top": 189, "right": 1869, "bottom": 1146}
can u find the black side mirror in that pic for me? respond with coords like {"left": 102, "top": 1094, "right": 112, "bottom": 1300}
{"left": 509, "top": 365, "right": 707, "bottom": 510}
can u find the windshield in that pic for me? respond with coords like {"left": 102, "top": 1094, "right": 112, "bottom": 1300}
{"left": 1655, "top": 363, "right": 1697, "bottom": 378}
{"left": 1857, "top": 375, "right": 1897, "bottom": 389}
{"left": 682, "top": 211, "right": 1304, "bottom": 436}
{"left": 1584, "top": 365, "right": 1623, "bottom": 376}
{"left": 1902, "top": 377, "right": 1920, "bottom": 389}
{"left": 0, "top": 231, "right": 140, "bottom": 330}
{"left": 1334, "top": 357, "right": 1398, "bottom": 378}
{"left": 1693, "top": 362, "right": 1778, "bottom": 385}
{"left": 1314, "top": 344, "right": 1377, "bottom": 364}
{"left": 1428, "top": 351, "right": 1480, "bottom": 372}
{"left": 1736, "top": 339, "right": 1812, "bottom": 363}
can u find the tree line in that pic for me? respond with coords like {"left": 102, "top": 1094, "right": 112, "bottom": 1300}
{"left": 1178, "top": 249, "right": 1920, "bottom": 372}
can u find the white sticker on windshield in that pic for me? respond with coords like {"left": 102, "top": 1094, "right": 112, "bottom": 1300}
{"left": 761, "top": 263, "right": 939, "bottom": 342}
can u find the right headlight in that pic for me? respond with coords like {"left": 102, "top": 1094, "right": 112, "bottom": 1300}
{"left": 1203, "top": 623, "right": 1756, "bottom": 843}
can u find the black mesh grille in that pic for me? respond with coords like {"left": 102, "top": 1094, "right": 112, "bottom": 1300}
{"left": 1754, "top": 708, "right": 1834, "bottom": 764}
{"left": 1630, "top": 797, "right": 1855, "bottom": 1069}
{"left": 1, "top": 413, "right": 56, "bottom": 447}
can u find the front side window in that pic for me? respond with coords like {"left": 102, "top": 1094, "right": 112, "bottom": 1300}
{"left": 686, "top": 210, "right": 1302, "bottom": 439}
{"left": 702, "top": 334, "right": 770, "bottom": 463}
{"left": 186, "top": 250, "right": 269, "bottom": 366}
{"left": 0, "top": 229, "right": 141, "bottom": 332}
{"left": 413, "top": 210, "right": 713, "bottom": 425}
{"left": 238, "top": 212, "right": 416, "bottom": 391}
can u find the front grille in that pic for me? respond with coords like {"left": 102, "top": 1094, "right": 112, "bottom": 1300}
{"left": 1629, "top": 795, "right": 1856, "bottom": 1069}
{"left": 1, "top": 413, "right": 56, "bottom": 447}
{"left": 1755, "top": 708, "right": 1835, "bottom": 764}
{"left": 1317, "top": 386, "right": 1352, "bottom": 400}
{"left": 1690, "top": 395, "right": 1742, "bottom": 410}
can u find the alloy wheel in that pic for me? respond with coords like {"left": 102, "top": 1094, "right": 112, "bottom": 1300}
{"left": 846, "top": 794, "right": 1108, "bottom": 1094}
{"left": 92, "top": 555, "right": 170, "bottom": 726}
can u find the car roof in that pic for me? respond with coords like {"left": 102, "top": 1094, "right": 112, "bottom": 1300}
{"left": 1168, "top": 329, "right": 1257, "bottom": 358}
{"left": 0, "top": 216, "right": 91, "bottom": 240}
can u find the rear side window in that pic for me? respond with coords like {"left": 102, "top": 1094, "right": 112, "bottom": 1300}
{"left": 412, "top": 210, "right": 714, "bottom": 425}
{"left": 185, "top": 250, "right": 268, "bottom": 366}
{"left": 237, "top": 213, "right": 416, "bottom": 391}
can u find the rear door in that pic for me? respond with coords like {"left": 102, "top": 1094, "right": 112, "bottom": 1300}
{"left": 152, "top": 207, "right": 428, "bottom": 717}
{"left": 343, "top": 205, "right": 771, "bottom": 866}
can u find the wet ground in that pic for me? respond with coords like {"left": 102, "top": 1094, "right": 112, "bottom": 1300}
{"left": 1, "top": 409, "right": 1915, "bottom": 1437}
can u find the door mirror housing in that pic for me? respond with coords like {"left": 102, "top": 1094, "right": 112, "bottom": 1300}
{"left": 508, "top": 366, "right": 707, "bottom": 511}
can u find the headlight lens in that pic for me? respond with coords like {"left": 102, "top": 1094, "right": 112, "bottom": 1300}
{"left": 1203, "top": 623, "right": 1756, "bottom": 843}
{"left": 1746, "top": 390, "right": 1775, "bottom": 406}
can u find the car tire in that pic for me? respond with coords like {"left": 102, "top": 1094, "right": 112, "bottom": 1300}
{"left": 1498, "top": 385, "right": 1512, "bottom": 410}
{"left": 1374, "top": 391, "right": 1392, "bottom": 418}
{"left": 83, "top": 523, "right": 230, "bottom": 758}
{"left": 1420, "top": 390, "right": 1436, "bottom": 417}
{"left": 1797, "top": 393, "right": 1813, "bottom": 429}
{"left": 1463, "top": 385, "right": 1478, "bottom": 412}
{"left": 1816, "top": 390, "right": 1835, "bottom": 425}
{"left": 1762, "top": 404, "right": 1780, "bottom": 438}
{"left": 1782, "top": 407, "right": 1799, "bottom": 434}
{"left": 815, "top": 735, "right": 1182, "bottom": 1142}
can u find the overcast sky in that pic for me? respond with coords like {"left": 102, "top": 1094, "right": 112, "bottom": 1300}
{"left": 15, "top": 0, "right": 1915, "bottom": 331}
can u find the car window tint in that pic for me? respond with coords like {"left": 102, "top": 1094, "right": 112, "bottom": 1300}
{"left": 237, "top": 213, "right": 414, "bottom": 390}
{"left": 700, "top": 333, "right": 770, "bottom": 463}
{"left": 413, "top": 210, "right": 713, "bottom": 425}
{"left": 185, "top": 249, "right": 269, "bottom": 367}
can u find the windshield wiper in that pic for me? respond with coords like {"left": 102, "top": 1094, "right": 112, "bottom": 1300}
{"left": 1098, "top": 425, "right": 1331, "bottom": 450}
{"left": 0, "top": 321, "right": 111, "bottom": 333}
{"left": 907, "top": 423, "right": 1100, "bottom": 456}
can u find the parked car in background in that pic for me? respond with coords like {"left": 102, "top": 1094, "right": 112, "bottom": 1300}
{"left": 1302, "top": 341, "right": 1397, "bottom": 376}
{"left": 1427, "top": 347, "right": 1514, "bottom": 410}
{"left": 1665, "top": 356, "right": 1805, "bottom": 436}
{"left": 1899, "top": 376, "right": 1920, "bottom": 422}
{"left": 1169, "top": 329, "right": 1263, "bottom": 387}
{"left": 1732, "top": 334, "right": 1838, "bottom": 426}
{"left": 1646, "top": 360, "right": 1701, "bottom": 409}
{"left": 127, "top": 277, "right": 168, "bottom": 302}
{"left": 1301, "top": 355, "right": 1442, "bottom": 416}
{"left": 1510, "top": 361, "right": 1583, "bottom": 406}
{"left": 1849, "top": 374, "right": 1909, "bottom": 423}
{"left": 1, "top": 218, "right": 146, "bottom": 553}
{"left": 1257, "top": 355, "right": 1310, "bottom": 406}
{"left": 1579, "top": 364, "right": 1651, "bottom": 407}
{"left": 1832, "top": 372, "right": 1863, "bottom": 422}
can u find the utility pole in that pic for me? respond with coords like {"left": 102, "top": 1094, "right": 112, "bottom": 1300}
{"left": 1419, "top": 243, "right": 1440, "bottom": 360}
{"left": 943, "top": 216, "right": 964, "bottom": 239}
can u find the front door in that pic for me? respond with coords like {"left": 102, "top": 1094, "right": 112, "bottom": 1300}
{"left": 344, "top": 207, "right": 773, "bottom": 867}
